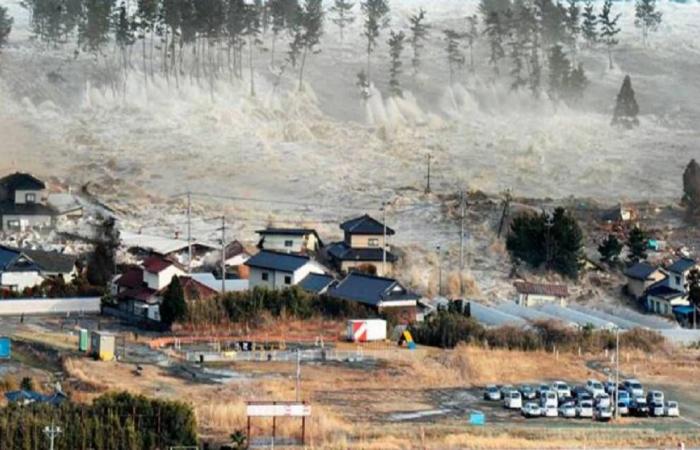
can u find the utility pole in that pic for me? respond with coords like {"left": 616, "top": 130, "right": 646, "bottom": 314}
{"left": 437, "top": 245, "right": 442, "bottom": 297}
{"left": 459, "top": 191, "right": 465, "bottom": 296}
{"left": 220, "top": 216, "right": 227, "bottom": 295}
{"left": 614, "top": 327, "right": 620, "bottom": 420}
{"left": 295, "top": 350, "right": 301, "bottom": 402}
{"left": 382, "top": 203, "right": 387, "bottom": 276}
{"left": 186, "top": 190, "right": 192, "bottom": 274}
{"left": 425, "top": 154, "right": 432, "bottom": 194}
{"left": 43, "top": 420, "right": 62, "bottom": 450}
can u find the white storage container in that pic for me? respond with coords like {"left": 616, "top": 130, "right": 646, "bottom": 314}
{"left": 347, "top": 319, "right": 387, "bottom": 342}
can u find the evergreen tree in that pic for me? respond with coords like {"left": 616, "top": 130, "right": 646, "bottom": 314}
{"left": 529, "top": 44, "right": 542, "bottom": 97}
{"left": 599, "top": 0, "right": 620, "bottom": 69}
{"left": 484, "top": 11, "right": 506, "bottom": 76}
{"left": 581, "top": 0, "right": 597, "bottom": 47}
{"left": 627, "top": 225, "right": 648, "bottom": 262}
{"left": 87, "top": 216, "right": 119, "bottom": 288}
{"left": 547, "top": 207, "right": 584, "bottom": 279}
{"left": 564, "top": 0, "right": 580, "bottom": 57}
{"left": 356, "top": 69, "right": 370, "bottom": 99}
{"left": 612, "top": 75, "right": 640, "bottom": 128}
{"left": 534, "top": 0, "right": 567, "bottom": 47}
{"left": 361, "top": 0, "right": 390, "bottom": 87}
{"left": 509, "top": 2, "right": 535, "bottom": 91}
{"left": 598, "top": 234, "right": 623, "bottom": 264}
{"left": 268, "top": 0, "right": 290, "bottom": 65}
{"left": 547, "top": 44, "right": 570, "bottom": 101}
{"left": 243, "top": 1, "right": 263, "bottom": 96}
{"left": 408, "top": 8, "right": 429, "bottom": 75}
{"left": 465, "top": 15, "right": 479, "bottom": 73}
{"left": 635, "top": 0, "right": 662, "bottom": 46}
{"left": 565, "top": 62, "right": 588, "bottom": 102}
{"left": 330, "top": 0, "right": 355, "bottom": 43}
{"left": 682, "top": 159, "right": 700, "bottom": 219}
{"left": 687, "top": 269, "right": 700, "bottom": 327}
{"left": 78, "top": 0, "right": 114, "bottom": 57}
{"left": 443, "top": 29, "right": 465, "bottom": 85}
{"left": 295, "top": 0, "right": 323, "bottom": 91}
{"left": 0, "top": 6, "right": 12, "bottom": 51}
{"left": 113, "top": 1, "right": 135, "bottom": 74}
{"left": 160, "top": 276, "right": 187, "bottom": 326}
{"left": 387, "top": 30, "right": 405, "bottom": 97}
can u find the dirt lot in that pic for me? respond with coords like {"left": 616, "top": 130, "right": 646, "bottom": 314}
{"left": 3, "top": 316, "right": 700, "bottom": 448}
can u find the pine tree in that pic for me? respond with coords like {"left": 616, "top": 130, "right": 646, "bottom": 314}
{"left": 564, "top": 0, "right": 580, "bottom": 57}
{"left": 627, "top": 226, "right": 648, "bottom": 262}
{"left": 0, "top": 6, "right": 12, "bottom": 51}
{"left": 564, "top": 62, "right": 588, "bottom": 103}
{"left": 581, "top": 0, "right": 597, "bottom": 47}
{"left": 87, "top": 217, "right": 119, "bottom": 288}
{"left": 484, "top": 11, "right": 506, "bottom": 76}
{"left": 599, "top": 0, "right": 621, "bottom": 69}
{"left": 295, "top": 0, "right": 323, "bottom": 91}
{"left": 682, "top": 159, "right": 700, "bottom": 219}
{"left": 78, "top": 0, "right": 114, "bottom": 57}
{"left": 160, "top": 276, "right": 187, "bottom": 326}
{"left": 529, "top": 44, "right": 542, "bottom": 97}
{"left": 330, "top": 0, "right": 355, "bottom": 42}
{"left": 387, "top": 30, "right": 405, "bottom": 97}
{"left": 635, "top": 0, "right": 662, "bottom": 46}
{"left": 243, "top": 1, "right": 263, "bottom": 96}
{"left": 598, "top": 234, "right": 623, "bottom": 264}
{"left": 548, "top": 207, "right": 584, "bottom": 279}
{"left": 443, "top": 29, "right": 465, "bottom": 85}
{"left": 465, "top": 15, "right": 479, "bottom": 73}
{"left": 509, "top": 3, "right": 535, "bottom": 91}
{"left": 361, "top": 0, "right": 390, "bottom": 87}
{"left": 534, "top": 0, "right": 567, "bottom": 47}
{"left": 113, "top": 2, "right": 135, "bottom": 75}
{"left": 408, "top": 8, "right": 429, "bottom": 75}
{"left": 547, "top": 44, "right": 570, "bottom": 101}
{"left": 612, "top": 75, "right": 640, "bottom": 128}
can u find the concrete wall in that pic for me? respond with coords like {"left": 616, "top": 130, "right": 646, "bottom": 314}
{"left": 2, "top": 214, "right": 52, "bottom": 230}
{"left": 14, "top": 189, "right": 44, "bottom": 204}
{"left": 348, "top": 234, "right": 386, "bottom": 249}
{"left": 0, "top": 271, "right": 43, "bottom": 291}
{"left": 0, "top": 297, "right": 101, "bottom": 315}
{"left": 517, "top": 293, "right": 564, "bottom": 307}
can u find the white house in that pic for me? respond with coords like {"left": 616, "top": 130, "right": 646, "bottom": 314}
{"left": 666, "top": 257, "right": 698, "bottom": 292}
{"left": 256, "top": 228, "right": 323, "bottom": 254}
{"left": 245, "top": 250, "right": 326, "bottom": 290}
{"left": 0, "top": 246, "right": 78, "bottom": 293}
{"left": 513, "top": 281, "right": 569, "bottom": 307}
{"left": 0, "top": 172, "right": 56, "bottom": 230}
{"left": 142, "top": 256, "right": 186, "bottom": 291}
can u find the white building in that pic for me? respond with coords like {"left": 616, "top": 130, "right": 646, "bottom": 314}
{"left": 142, "top": 256, "right": 186, "bottom": 290}
{"left": 256, "top": 228, "right": 323, "bottom": 254}
{"left": 0, "top": 172, "right": 56, "bottom": 231}
{"left": 245, "top": 250, "right": 326, "bottom": 290}
{"left": 513, "top": 281, "right": 569, "bottom": 307}
{"left": 0, "top": 246, "right": 77, "bottom": 292}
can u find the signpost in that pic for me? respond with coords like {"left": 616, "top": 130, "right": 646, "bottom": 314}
{"left": 246, "top": 401, "right": 311, "bottom": 448}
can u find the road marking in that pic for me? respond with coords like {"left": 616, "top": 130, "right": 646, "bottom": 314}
{"left": 679, "top": 415, "right": 700, "bottom": 428}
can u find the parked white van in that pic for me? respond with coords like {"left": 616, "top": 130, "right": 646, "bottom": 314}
{"left": 504, "top": 390, "right": 522, "bottom": 409}
{"left": 540, "top": 390, "right": 558, "bottom": 409}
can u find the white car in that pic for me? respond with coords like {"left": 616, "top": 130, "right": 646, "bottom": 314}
{"left": 484, "top": 385, "right": 501, "bottom": 401}
{"left": 542, "top": 405, "right": 558, "bottom": 417}
{"left": 504, "top": 390, "right": 522, "bottom": 409}
{"left": 537, "top": 383, "right": 550, "bottom": 398}
{"left": 500, "top": 384, "right": 515, "bottom": 397}
{"left": 586, "top": 379, "right": 606, "bottom": 398}
{"left": 558, "top": 402, "right": 576, "bottom": 418}
{"left": 665, "top": 401, "right": 680, "bottom": 417}
{"left": 616, "top": 401, "right": 629, "bottom": 416}
{"left": 522, "top": 402, "right": 542, "bottom": 418}
{"left": 551, "top": 381, "right": 571, "bottom": 399}
{"left": 623, "top": 379, "right": 644, "bottom": 398}
{"left": 577, "top": 400, "right": 594, "bottom": 418}
{"left": 596, "top": 393, "right": 611, "bottom": 409}
{"left": 650, "top": 401, "right": 665, "bottom": 417}
{"left": 646, "top": 390, "right": 664, "bottom": 405}
{"left": 540, "top": 390, "right": 558, "bottom": 409}
{"left": 595, "top": 405, "right": 613, "bottom": 422}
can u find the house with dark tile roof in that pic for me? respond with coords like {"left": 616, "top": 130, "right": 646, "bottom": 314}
{"left": 666, "top": 257, "right": 698, "bottom": 292}
{"left": 624, "top": 261, "right": 665, "bottom": 299}
{"left": 298, "top": 273, "right": 336, "bottom": 295}
{"left": 0, "top": 245, "right": 78, "bottom": 292}
{"left": 326, "top": 214, "right": 397, "bottom": 277}
{"left": 0, "top": 172, "right": 56, "bottom": 230}
{"left": 245, "top": 250, "right": 327, "bottom": 290}
{"left": 256, "top": 228, "right": 323, "bottom": 254}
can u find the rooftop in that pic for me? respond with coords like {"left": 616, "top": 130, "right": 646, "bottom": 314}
{"left": 143, "top": 255, "right": 182, "bottom": 274}
{"left": 121, "top": 231, "right": 217, "bottom": 256}
{"left": 646, "top": 282, "right": 685, "bottom": 301}
{"left": 513, "top": 281, "right": 568, "bottom": 297}
{"left": 326, "top": 242, "right": 398, "bottom": 262}
{"left": 298, "top": 273, "right": 336, "bottom": 294}
{"left": 624, "top": 262, "right": 660, "bottom": 281}
{"left": 0, "top": 201, "right": 56, "bottom": 216}
{"left": 340, "top": 214, "right": 395, "bottom": 236}
{"left": 667, "top": 257, "right": 697, "bottom": 274}
{"left": 0, "top": 172, "right": 46, "bottom": 191}
{"left": 245, "top": 250, "right": 313, "bottom": 273}
{"left": 256, "top": 228, "right": 318, "bottom": 236}
{"left": 328, "top": 272, "right": 418, "bottom": 307}
{"left": 20, "top": 248, "right": 76, "bottom": 273}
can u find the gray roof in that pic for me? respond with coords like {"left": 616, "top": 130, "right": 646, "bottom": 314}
{"left": 256, "top": 228, "right": 317, "bottom": 236}
{"left": 646, "top": 281, "right": 685, "bottom": 301}
{"left": 0, "top": 202, "right": 56, "bottom": 217}
{"left": 298, "top": 273, "right": 336, "bottom": 294}
{"left": 245, "top": 250, "right": 312, "bottom": 273}
{"left": 624, "top": 262, "right": 659, "bottom": 281}
{"left": 327, "top": 242, "right": 398, "bottom": 263}
{"left": 0, "top": 172, "right": 46, "bottom": 191}
{"left": 21, "top": 248, "right": 76, "bottom": 273}
{"left": 340, "top": 214, "right": 395, "bottom": 235}
{"left": 328, "top": 272, "right": 418, "bottom": 307}
{"left": 667, "top": 257, "right": 696, "bottom": 274}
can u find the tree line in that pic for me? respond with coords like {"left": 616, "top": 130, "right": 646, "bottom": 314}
{"left": 0, "top": 391, "right": 197, "bottom": 450}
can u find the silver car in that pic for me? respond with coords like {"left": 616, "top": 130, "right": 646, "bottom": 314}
{"left": 665, "top": 401, "right": 680, "bottom": 417}
{"left": 558, "top": 402, "right": 576, "bottom": 418}
{"left": 595, "top": 405, "right": 613, "bottom": 422}
{"left": 577, "top": 400, "right": 594, "bottom": 418}
{"left": 484, "top": 385, "right": 501, "bottom": 401}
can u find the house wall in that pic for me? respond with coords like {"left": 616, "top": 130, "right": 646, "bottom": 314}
{"left": 14, "top": 189, "right": 45, "bottom": 205}
{"left": 260, "top": 234, "right": 319, "bottom": 253}
{"left": 347, "top": 233, "right": 386, "bottom": 249}
{"left": 249, "top": 262, "right": 325, "bottom": 290}
{"left": 647, "top": 296, "right": 689, "bottom": 316}
{"left": 627, "top": 272, "right": 665, "bottom": 299}
{"left": 1, "top": 214, "right": 53, "bottom": 231}
{"left": 0, "top": 271, "right": 43, "bottom": 291}
{"left": 144, "top": 265, "right": 185, "bottom": 291}
{"left": 517, "top": 293, "right": 563, "bottom": 307}
{"left": 668, "top": 268, "right": 697, "bottom": 292}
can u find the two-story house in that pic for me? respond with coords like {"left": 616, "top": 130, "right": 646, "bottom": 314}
{"left": 623, "top": 261, "right": 665, "bottom": 299}
{"left": 0, "top": 173, "right": 56, "bottom": 230}
{"left": 0, "top": 246, "right": 78, "bottom": 293}
{"left": 256, "top": 228, "right": 323, "bottom": 254}
{"left": 326, "top": 214, "right": 398, "bottom": 276}
{"left": 245, "top": 250, "right": 327, "bottom": 290}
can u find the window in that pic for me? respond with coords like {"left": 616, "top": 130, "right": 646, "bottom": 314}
{"left": 7, "top": 220, "right": 20, "bottom": 229}
{"left": 25, "top": 193, "right": 36, "bottom": 203}
{"left": 261, "top": 272, "right": 269, "bottom": 281}
{"left": 675, "top": 276, "right": 681, "bottom": 285}
{"left": 368, "top": 238, "right": 379, "bottom": 247}
{"left": 284, "top": 275, "right": 292, "bottom": 285}
{"left": 284, "top": 240, "right": 294, "bottom": 248}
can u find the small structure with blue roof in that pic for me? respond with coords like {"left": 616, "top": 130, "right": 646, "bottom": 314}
{"left": 298, "top": 273, "right": 336, "bottom": 295}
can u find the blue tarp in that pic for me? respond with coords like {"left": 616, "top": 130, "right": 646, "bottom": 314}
{"left": 673, "top": 306, "right": 695, "bottom": 315}
{"left": 4, "top": 390, "right": 67, "bottom": 406}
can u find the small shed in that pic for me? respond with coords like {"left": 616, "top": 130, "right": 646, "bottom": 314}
{"left": 347, "top": 319, "right": 387, "bottom": 342}
{"left": 513, "top": 281, "right": 568, "bottom": 307}
{"left": 78, "top": 329, "right": 89, "bottom": 352}
{"left": 90, "top": 331, "right": 116, "bottom": 361}
{"left": 0, "top": 336, "right": 10, "bottom": 359}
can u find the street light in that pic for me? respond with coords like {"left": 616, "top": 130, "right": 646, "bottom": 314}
{"left": 44, "top": 421, "right": 62, "bottom": 450}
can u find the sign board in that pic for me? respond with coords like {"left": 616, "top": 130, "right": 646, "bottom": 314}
{"left": 247, "top": 403, "right": 311, "bottom": 417}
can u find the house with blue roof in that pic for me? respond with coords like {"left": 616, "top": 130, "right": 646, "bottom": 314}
{"left": 245, "top": 250, "right": 328, "bottom": 290}
{"left": 628, "top": 257, "right": 699, "bottom": 317}
{"left": 4, "top": 389, "right": 68, "bottom": 406}
{"left": 0, "top": 245, "right": 78, "bottom": 293}
{"left": 327, "top": 272, "right": 420, "bottom": 322}
{"left": 326, "top": 214, "right": 398, "bottom": 277}
{"left": 298, "top": 273, "right": 336, "bottom": 295}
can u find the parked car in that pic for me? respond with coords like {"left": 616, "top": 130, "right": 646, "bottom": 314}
{"left": 630, "top": 398, "right": 649, "bottom": 417}
{"left": 594, "top": 405, "right": 613, "bottom": 422}
{"left": 572, "top": 386, "right": 592, "bottom": 401}
{"left": 484, "top": 385, "right": 501, "bottom": 401}
{"left": 540, "top": 390, "right": 558, "bottom": 409}
{"left": 537, "top": 383, "right": 551, "bottom": 398}
{"left": 616, "top": 401, "right": 629, "bottom": 416}
{"left": 617, "top": 389, "right": 631, "bottom": 406}
{"left": 586, "top": 379, "right": 606, "bottom": 398}
{"left": 650, "top": 401, "right": 665, "bottom": 417}
{"left": 558, "top": 402, "right": 576, "bottom": 418}
{"left": 551, "top": 381, "right": 571, "bottom": 399}
{"left": 504, "top": 390, "right": 523, "bottom": 409}
{"left": 542, "top": 405, "right": 558, "bottom": 417}
{"left": 501, "top": 384, "right": 515, "bottom": 397}
{"left": 604, "top": 381, "right": 617, "bottom": 395}
{"left": 623, "top": 379, "right": 644, "bottom": 398}
{"left": 521, "top": 402, "right": 542, "bottom": 418}
{"left": 519, "top": 385, "right": 537, "bottom": 400}
{"left": 596, "top": 393, "right": 611, "bottom": 409}
{"left": 646, "top": 390, "right": 664, "bottom": 405}
{"left": 577, "top": 400, "right": 594, "bottom": 418}
{"left": 665, "top": 401, "right": 680, "bottom": 417}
